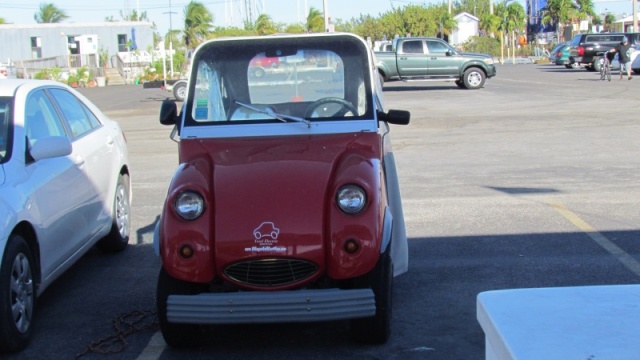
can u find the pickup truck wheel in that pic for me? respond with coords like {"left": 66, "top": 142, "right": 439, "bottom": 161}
{"left": 173, "top": 82, "right": 187, "bottom": 102}
{"left": 585, "top": 65, "right": 595, "bottom": 72}
{"left": 0, "top": 234, "right": 36, "bottom": 353}
{"left": 462, "top": 68, "right": 486, "bottom": 89}
{"left": 592, "top": 58, "right": 602, "bottom": 73}
{"left": 157, "top": 267, "right": 207, "bottom": 348}
{"left": 351, "top": 248, "right": 393, "bottom": 344}
{"left": 454, "top": 80, "right": 465, "bottom": 89}
{"left": 634, "top": 69, "right": 640, "bottom": 75}
{"left": 97, "top": 174, "right": 130, "bottom": 252}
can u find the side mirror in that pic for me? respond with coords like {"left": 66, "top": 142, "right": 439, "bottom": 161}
{"left": 378, "top": 109, "right": 410, "bottom": 125}
{"left": 159, "top": 100, "right": 179, "bottom": 126}
{"left": 30, "top": 136, "right": 72, "bottom": 161}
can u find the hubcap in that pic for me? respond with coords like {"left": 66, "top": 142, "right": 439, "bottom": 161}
{"left": 467, "top": 72, "right": 482, "bottom": 87}
{"left": 115, "top": 184, "right": 130, "bottom": 239}
{"left": 11, "top": 253, "right": 34, "bottom": 334}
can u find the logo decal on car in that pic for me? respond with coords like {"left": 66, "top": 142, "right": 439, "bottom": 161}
{"left": 246, "top": 222, "right": 286, "bottom": 252}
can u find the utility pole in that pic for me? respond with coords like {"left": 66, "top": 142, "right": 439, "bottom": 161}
{"left": 163, "top": 0, "right": 176, "bottom": 78}
{"left": 633, "top": 0, "right": 638, "bottom": 33}
{"left": 323, "top": 0, "right": 329, "bottom": 32}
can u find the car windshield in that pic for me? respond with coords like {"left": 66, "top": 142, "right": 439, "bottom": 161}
{"left": 185, "top": 36, "right": 373, "bottom": 127}
{"left": 0, "top": 97, "right": 11, "bottom": 163}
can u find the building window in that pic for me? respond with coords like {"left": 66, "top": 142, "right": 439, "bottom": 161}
{"left": 31, "top": 37, "right": 42, "bottom": 59}
{"left": 118, "top": 34, "right": 128, "bottom": 52}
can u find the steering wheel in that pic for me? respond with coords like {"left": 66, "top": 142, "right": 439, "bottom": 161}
{"left": 303, "top": 97, "right": 358, "bottom": 118}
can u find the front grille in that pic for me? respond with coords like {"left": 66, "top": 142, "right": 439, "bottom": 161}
{"left": 224, "top": 258, "right": 318, "bottom": 287}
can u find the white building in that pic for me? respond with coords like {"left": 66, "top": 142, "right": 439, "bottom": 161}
{"left": 450, "top": 12, "right": 480, "bottom": 47}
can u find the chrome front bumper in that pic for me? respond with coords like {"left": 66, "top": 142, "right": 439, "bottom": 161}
{"left": 167, "top": 288, "right": 375, "bottom": 324}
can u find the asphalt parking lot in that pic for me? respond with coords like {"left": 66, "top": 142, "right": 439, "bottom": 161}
{"left": 6, "top": 63, "right": 640, "bottom": 360}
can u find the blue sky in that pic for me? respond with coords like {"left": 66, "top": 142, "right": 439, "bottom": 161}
{"left": 0, "top": 0, "right": 633, "bottom": 36}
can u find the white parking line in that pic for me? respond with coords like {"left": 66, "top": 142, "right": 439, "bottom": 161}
{"left": 549, "top": 201, "right": 640, "bottom": 277}
{"left": 135, "top": 331, "right": 165, "bottom": 360}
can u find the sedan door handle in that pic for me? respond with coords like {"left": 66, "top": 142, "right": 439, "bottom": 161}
{"left": 106, "top": 136, "right": 114, "bottom": 146}
{"left": 74, "top": 155, "right": 85, "bottom": 167}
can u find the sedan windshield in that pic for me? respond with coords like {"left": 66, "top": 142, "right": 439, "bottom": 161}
{"left": 0, "top": 97, "right": 11, "bottom": 163}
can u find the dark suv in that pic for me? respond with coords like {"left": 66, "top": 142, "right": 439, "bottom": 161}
{"left": 569, "top": 32, "right": 639, "bottom": 72}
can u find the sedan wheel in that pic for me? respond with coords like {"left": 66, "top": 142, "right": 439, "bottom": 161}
{"left": 0, "top": 234, "right": 36, "bottom": 352}
{"left": 97, "top": 174, "right": 130, "bottom": 252}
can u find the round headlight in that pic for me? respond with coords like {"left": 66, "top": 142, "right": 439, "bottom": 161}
{"left": 174, "top": 191, "right": 204, "bottom": 220}
{"left": 336, "top": 185, "right": 366, "bottom": 214}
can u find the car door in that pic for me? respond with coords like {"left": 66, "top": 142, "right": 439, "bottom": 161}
{"left": 425, "top": 39, "right": 462, "bottom": 77}
{"left": 24, "top": 89, "right": 94, "bottom": 279}
{"left": 397, "top": 39, "right": 428, "bottom": 78}
{"left": 47, "top": 88, "right": 116, "bottom": 237}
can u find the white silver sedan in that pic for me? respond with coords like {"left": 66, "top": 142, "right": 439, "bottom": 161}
{"left": 0, "top": 79, "right": 131, "bottom": 353}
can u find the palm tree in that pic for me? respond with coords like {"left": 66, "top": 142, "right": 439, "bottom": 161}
{"left": 435, "top": 7, "right": 458, "bottom": 39}
{"left": 306, "top": 7, "right": 324, "bottom": 33}
{"left": 540, "top": 0, "right": 575, "bottom": 42}
{"left": 34, "top": 3, "right": 69, "bottom": 23}
{"left": 183, "top": 1, "right": 213, "bottom": 51}
{"left": 504, "top": 2, "right": 526, "bottom": 63}
{"left": 255, "top": 14, "right": 277, "bottom": 35}
{"left": 479, "top": 13, "right": 501, "bottom": 37}
{"left": 604, "top": 13, "right": 616, "bottom": 32}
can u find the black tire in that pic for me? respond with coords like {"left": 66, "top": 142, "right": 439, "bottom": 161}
{"left": 564, "top": 64, "right": 572, "bottom": 69}
{"left": 0, "top": 234, "right": 36, "bottom": 353}
{"left": 634, "top": 69, "right": 640, "bottom": 75}
{"left": 253, "top": 67, "right": 265, "bottom": 78}
{"left": 351, "top": 248, "right": 393, "bottom": 344}
{"left": 173, "top": 82, "right": 187, "bottom": 102}
{"left": 462, "top": 68, "right": 486, "bottom": 89}
{"left": 585, "top": 65, "right": 595, "bottom": 72}
{"left": 157, "top": 267, "right": 207, "bottom": 348}
{"left": 593, "top": 57, "right": 602, "bottom": 73}
{"left": 97, "top": 174, "right": 130, "bottom": 252}
{"left": 454, "top": 80, "right": 465, "bottom": 89}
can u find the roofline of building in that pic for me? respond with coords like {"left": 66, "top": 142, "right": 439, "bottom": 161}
{"left": 0, "top": 21, "right": 154, "bottom": 29}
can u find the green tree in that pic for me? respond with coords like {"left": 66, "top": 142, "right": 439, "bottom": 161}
{"left": 0, "top": 17, "right": 6, "bottom": 24}
{"left": 479, "top": 13, "right": 501, "bottom": 37}
{"left": 541, "top": 0, "right": 576, "bottom": 42}
{"left": 604, "top": 13, "right": 616, "bottom": 32}
{"left": 255, "top": 13, "right": 277, "bottom": 35}
{"left": 34, "top": 3, "right": 69, "bottom": 23}
{"left": 504, "top": 2, "right": 526, "bottom": 63}
{"left": 284, "top": 23, "right": 306, "bottom": 34}
{"left": 183, "top": 1, "right": 213, "bottom": 50}
{"left": 306, "top": 7, "right": 324, "bottom": 32}
{"left": 434, "top": 6, "right": 458, "bottom": 39}
{"left": 120, "top": 9, "right": 149, "bottom": 21}
{"left": 351, "top": 14, "right": 386, "bottom": 40}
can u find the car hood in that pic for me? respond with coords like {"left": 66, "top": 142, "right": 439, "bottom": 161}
{"left": 184, "top": 132, "right": 381, "bottom": 267}
{"left": 459, "top": 52, "right": 493, "bottom": 60}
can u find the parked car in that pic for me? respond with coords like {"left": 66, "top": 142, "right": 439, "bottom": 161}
{"left": 0, "top": 79, "right": 131, "bottom": 353}
{"left": 375, "top": 37, "right": 496, "bottom": 89}
{"left": 569, "top": 32, "right": 640, "bottom": 72}
{"left": 631, "top": 44, "right": 640, "bottom": 74}
{"left": 550, "top": 42, "right": 578, "bottom": 68}
{"left": 155, "top": 32, "right": 411, "bottom": 348}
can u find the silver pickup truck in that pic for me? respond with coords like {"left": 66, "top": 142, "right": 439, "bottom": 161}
{"left": 375, "top": 37, "right": 497, "bottom": 90}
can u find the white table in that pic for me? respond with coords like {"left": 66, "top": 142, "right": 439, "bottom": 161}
{"left": 477, "top": 285, "right": 640, "bottom": 360}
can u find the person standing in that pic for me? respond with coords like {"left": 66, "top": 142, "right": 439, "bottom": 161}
{"left": 613, "top": 37, "right": 632, "bottom": 80}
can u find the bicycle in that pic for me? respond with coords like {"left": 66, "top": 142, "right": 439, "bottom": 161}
{"left": 596, "top": 51, "right": 613, "bottom": 82}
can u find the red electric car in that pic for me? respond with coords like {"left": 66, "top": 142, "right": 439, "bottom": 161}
{"left": 155, "top": 32, "right": 410, "bottom": 347}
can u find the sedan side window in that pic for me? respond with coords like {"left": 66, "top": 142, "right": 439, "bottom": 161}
{"left": 25, "top": 90, "right": 67, "bottom": 147}
{"left": 48, "top": 89, "right": 100, "bottom": 138}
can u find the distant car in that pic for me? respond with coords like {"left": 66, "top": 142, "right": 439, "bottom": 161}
{"left": 550, "top": 42, "right": 577, "bottom": 68}
{"left": 631, "top": 44, "right": 640, "bottom": 75}
{"left": 0, "top": 79, "right": 131, "bottom": 353}
{"left": 248, "top": 54, "right": 281, "bottom": 78}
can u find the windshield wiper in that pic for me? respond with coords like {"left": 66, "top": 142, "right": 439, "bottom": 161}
{"left": 234, "top": 101, "right": 311, "bottom": 128}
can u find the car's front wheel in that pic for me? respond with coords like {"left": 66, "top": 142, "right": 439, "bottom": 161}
{"left": 157, "top": 267, "right": 208, "bottom": 348}
{"left": 0, "top": 234, "right": 36, "bottom": 353}
{"left": 351, "top": 247, "right": 393, "bottom": 344}
{"left": 97, "top": 174, "right": 130, "bottom": 252}
{"left": 462, "top": 68, "right": 486, "bottom": 89}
